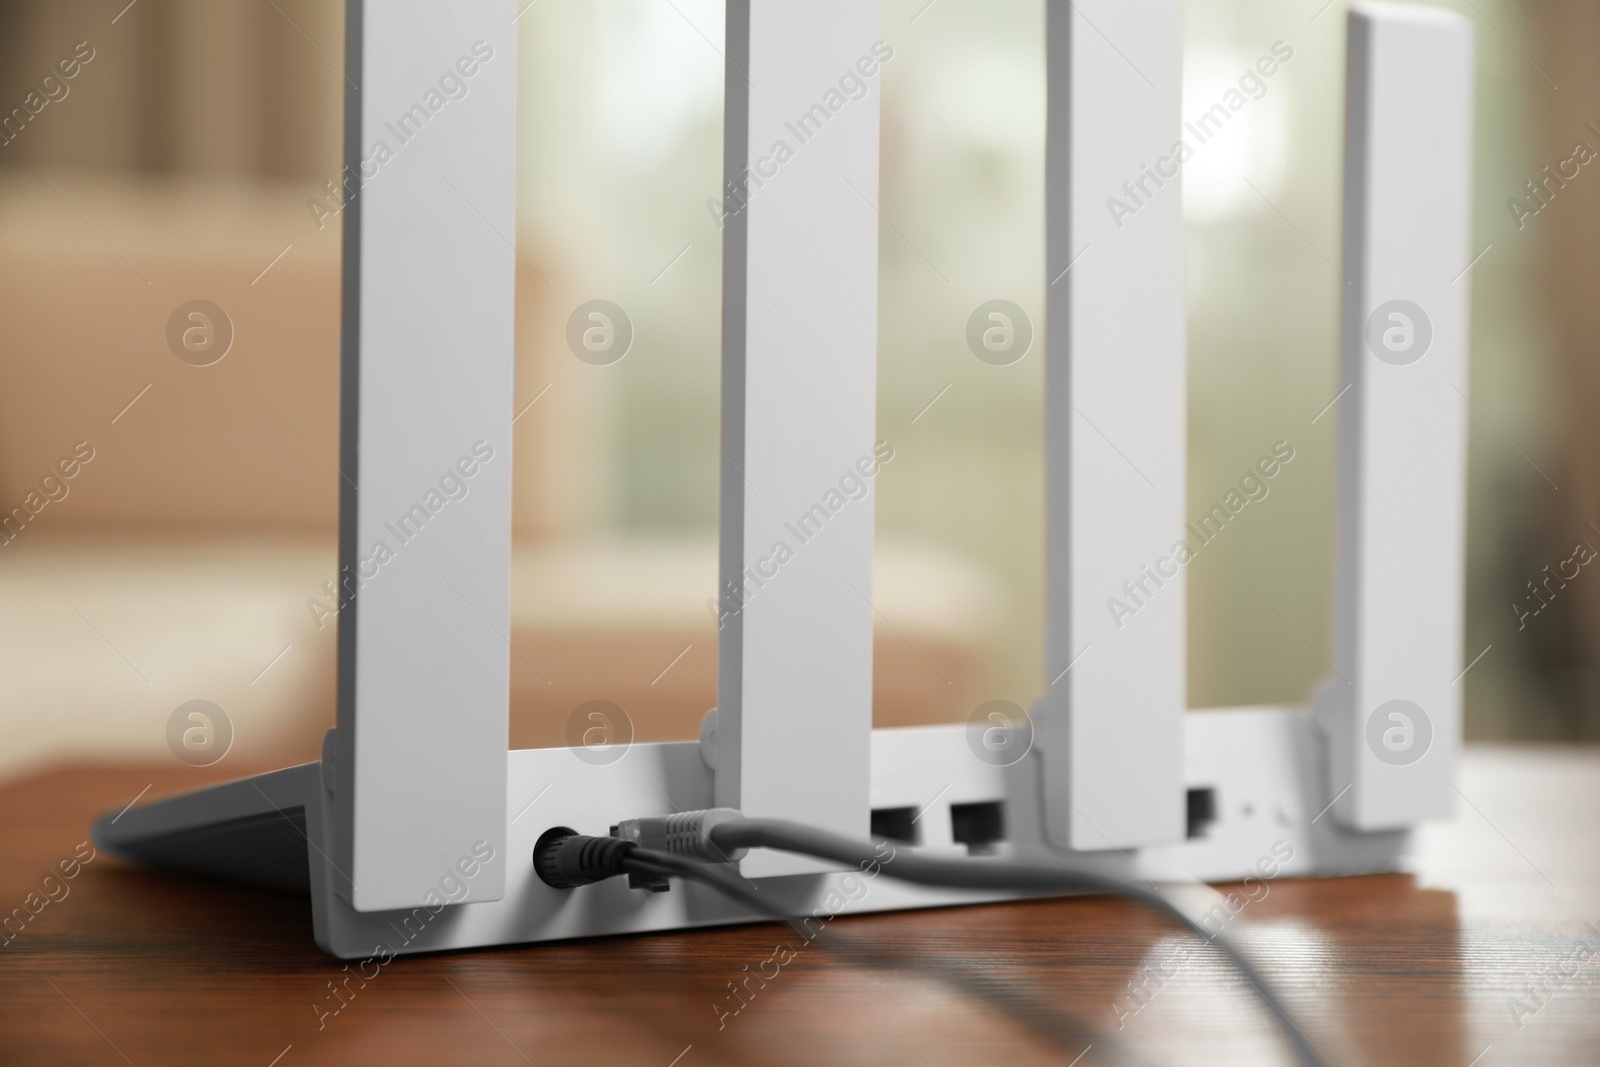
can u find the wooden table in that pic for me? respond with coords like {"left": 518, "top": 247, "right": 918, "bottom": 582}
{"left": 2, "top": 747, "right": 1596, "bottom": 1066}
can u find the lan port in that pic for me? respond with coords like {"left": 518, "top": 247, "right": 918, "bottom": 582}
{"left": 1187, "top": 787, "right": 1217, "bottom": 840}
{"left": 950, "top": 801, "right": 1005, "bottom": 855}
{"left": 871, "top": 806, "right": 919, "bottom": 845}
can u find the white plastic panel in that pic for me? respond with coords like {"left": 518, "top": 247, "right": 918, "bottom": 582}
{"left": 333, "top": 0, "right": 516, "bottom": 910}
{"left": 1319, "top": 3, "right": 1473, "bottom": 831}
{"left": 1039, "top": 0, "right": 1187, "bottom": 850}
{"left": 715, "top": 0, "right": 881, "bottom": 875}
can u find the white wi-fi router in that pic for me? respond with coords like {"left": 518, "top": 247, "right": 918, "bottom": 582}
{"left": 96, "top": 0, "right": 1474, "bottom": 959}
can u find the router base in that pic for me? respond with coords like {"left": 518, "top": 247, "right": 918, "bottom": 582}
{"left": 96, "top": 707, "right": 1408, "bottom": 959}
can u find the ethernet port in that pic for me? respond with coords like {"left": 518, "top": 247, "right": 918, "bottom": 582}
{"left": 950, "top": 800, "right": 1005, "bottom": 855}
{"left": 871, "top": 806, "right": 919, "bottom": 844}
{"left": 1186, "top": 786, "right": 1217, "bottom": 840}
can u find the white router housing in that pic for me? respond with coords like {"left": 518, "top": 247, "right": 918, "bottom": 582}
{"left": 95, "top": 0, "right": 1475, "bottom": 959}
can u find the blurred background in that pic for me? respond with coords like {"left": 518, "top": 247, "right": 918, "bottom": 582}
{"left": 0, "top": 0, "right": 1594, "bottom": 785}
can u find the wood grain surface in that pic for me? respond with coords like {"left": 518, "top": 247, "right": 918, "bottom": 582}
{"left": 1, "top": 746, "right": 1596, "bottom": 1066}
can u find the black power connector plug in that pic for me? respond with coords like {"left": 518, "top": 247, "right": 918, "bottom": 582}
{"left": 531, "top": 827, "right": 639, "bottom": 890}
